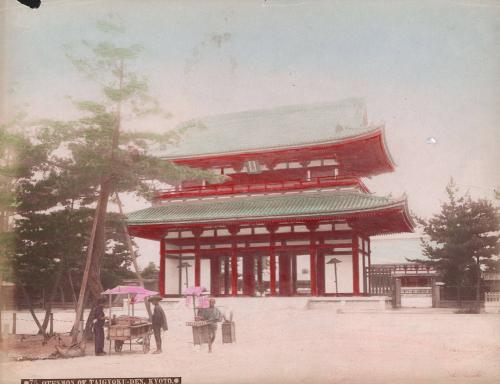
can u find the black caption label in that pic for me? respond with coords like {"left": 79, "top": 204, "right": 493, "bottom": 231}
{"left": 21, "top": 378, "right": 181, "bottom": 384}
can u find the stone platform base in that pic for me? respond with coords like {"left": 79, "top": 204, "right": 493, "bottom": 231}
{"left": 307, "top": 296, "right": 391, "bottom": 312}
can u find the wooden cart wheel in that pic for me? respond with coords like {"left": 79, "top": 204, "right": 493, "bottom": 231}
{"left": 142, "top": 333, "right": 150, "bottom": 353}
{"left": 115, "top": 340, "right": 124, "bottom": 352}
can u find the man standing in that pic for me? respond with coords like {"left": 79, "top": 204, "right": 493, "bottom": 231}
{"left": 92, "top": 297, "right": 107, "bottom": 356}
{"left": 198, "top": 298, "right": 223, "bottom": 352}
{"left": 150, "top": 296, "right": 168, "bottom": 354}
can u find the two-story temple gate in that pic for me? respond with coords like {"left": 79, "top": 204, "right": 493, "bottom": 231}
{"left": 127, "top": 100, "right": 415, "bottom": 297}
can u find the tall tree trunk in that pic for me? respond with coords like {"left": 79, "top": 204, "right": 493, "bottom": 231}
{"left": 87, "top": 178, "right": 112, "bottom": 300}
{"left": 71, "top": 59, "right": 124, "bottom": 342}
{"left": 115, "top": 192, "right": 144, "bottom": 286}
{"left": 71, "top": 195, "right": 104, "bottom": 342}
{"left": 21, "top": 285, "right": 47, "bottom": 339}
{"left": 83, "top": 59, "right": 125, "bottom": 322}
{"left": 115, "top": 192, "right": 152, "bottom": 319}
{"left": 83, "top": 297, "right": 95, "bottom": 341}
{"left": 83, "top": 178, "right": 112, "bottom": 338}
{"left": 40, "top": 267, "right": 63, "bottom": 333}
{"left": 475, "top": 256, "right": 481, "bottom": 312}
{"left": 67, "top": 270, "right": 78, "bottom": 309}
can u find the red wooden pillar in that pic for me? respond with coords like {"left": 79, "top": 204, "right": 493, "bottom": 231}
{"left": 270, "top": 240, "right": 276, "bottom": 296}
{"left": 306, "top": 221, "right": 319, "bottom": 296}
{"left": 367, "top": 238, "right": 371, "bottom": 294}
{"left": 228, "top": 225, "right": 240, "bottom": 296}
{"left": 361, "top": 236, "right": 366, "bottom": 295}
{"left": 224, "top": 256, "right": 230, "bottom": 295}
{"left": 279, "top": 252, "right": 292, "bottom": 296}
{"left": 266, "top": 224, "right": 278, "bottom": 296}
{"left": 159, "top": 238, "right": 166, "bottom": 296}
{"left": 257, "top": 255, "right": 263, "bottom": 293}
{"left": 352, "top": 233, "right": 360, "bottom": 295}
{"left": 210, "top": 256, "right": 220, "bottom": 296}
{"left": 231, "top": 245, "right": 237, "bottom": 296}
{"left": 291, "top": 253, "right": 297, "bottom": 294}
{"left": 192, "top": 228, "right": 204, "bottom": 287}
{"left": 243, "top": 254, "right": 255, "bottom": 296}
{"left": 278, "top": 253, "right": 286, "bottom": 295}
{"left": 317, "top": 250, "right": 325, "bottom": 296}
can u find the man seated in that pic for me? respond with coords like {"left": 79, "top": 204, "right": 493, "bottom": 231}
{"left": 197, "top": 298, "right": 223, "bottom": 352}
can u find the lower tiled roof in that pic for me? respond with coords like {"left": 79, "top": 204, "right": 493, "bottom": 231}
{"left": 126, "top": 190, "right": 404, "bottom": 225}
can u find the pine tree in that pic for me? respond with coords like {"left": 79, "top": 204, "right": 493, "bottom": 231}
{"left": 59, "top": 19, "right": 213, "bottom": 339}
{"left": 9, "top": 17, "right": 216, "bottom": 341}
{"left": 415, "top": 180, "right": 499, "bottom": 310}
{"left": 141, "top": 262, "right": 160, "bottom": 280}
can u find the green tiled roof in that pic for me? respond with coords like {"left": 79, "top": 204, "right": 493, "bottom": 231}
{"left": 160, "top": 98, "right": 372, "bottom": 158}
{"left": 126, "top": 191, "right": 403, "bottom": 226}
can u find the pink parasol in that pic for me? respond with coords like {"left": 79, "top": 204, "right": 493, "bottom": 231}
{"left": 130, "top": 293, "right": 157, "bottom": 303}
{"left": 101, "top": 285, "right": 158, "bottom": 296}
{"left": 101, "top": 285, "right": 158, "bottom": 316}
{"left": 182, "top": 286, "right": 207, "bottom": 296}
{"left": 183, "top": 286, "right": 210, "bottom": 316}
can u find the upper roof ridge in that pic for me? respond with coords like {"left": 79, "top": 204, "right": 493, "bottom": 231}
{"left": 185, "top": 97, "right": 368, "bottom": 127}
{"left": 158, "top": 98, "right": 373, "bottom": 159}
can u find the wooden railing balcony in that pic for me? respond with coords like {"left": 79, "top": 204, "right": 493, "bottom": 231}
{"left": 371, "top": 263, "right": 437, "bottom": 276}
{"left": 155, "top": 176, "right": 369, "bottom": 201}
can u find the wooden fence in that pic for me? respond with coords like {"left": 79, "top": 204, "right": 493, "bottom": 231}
{"left": 367, "top": 268, "right": 392, "bottom": 296}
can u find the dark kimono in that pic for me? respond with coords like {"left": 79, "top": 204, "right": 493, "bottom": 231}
{"left": 93, "top": 304, "right": 105, "bottom": 354}
{"left": 152, "top": 304, "right": 168, "bottom": 351}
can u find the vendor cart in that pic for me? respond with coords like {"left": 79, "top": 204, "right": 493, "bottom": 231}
{"left": 109, "top": 315, "right": 152, "bottom": 353}
{"left": 184, "top": 287, "right": 212, "bottom": 348}
{"left": 101, "top": 285, "right": 158, "bottom": 354}
{"left": 186, "top": 319, "right": 211, "bottom": 346}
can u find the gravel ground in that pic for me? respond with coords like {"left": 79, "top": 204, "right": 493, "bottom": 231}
{"left": 1, "top": 298, "right": 499, "bottom": 384}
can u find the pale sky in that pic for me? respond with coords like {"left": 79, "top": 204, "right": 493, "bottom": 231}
{"left": 3, "top": 0, "right": 500, "bottom": 267}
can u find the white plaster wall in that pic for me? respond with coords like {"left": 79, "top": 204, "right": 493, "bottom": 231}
{"left": 296, "top": 255, "right": 310, "bottom": 278}
{"left": 296, "top": 255, "right": 310, "bottom": 294}
{"left": 201, "top": 229, "right": 215, "bottom": 237}
{"left": 401, "top": 296, "right": 432, "bottom": 308}
{"left": 200, "top": 259, "right": 211, "bottom": 291}
{"left": 237, "top": 256, "right": 243, "bottom": 294}
{"left": 166, "top": 252, "right": 196, "bottom": 293}
{"left": 276, "top": 225, "right": 292, "bottom": 233}
{"left": 254, "top": 227, "right": 268, "bottom": 234}
{"left": 185, "top": 256, "right": 195, "bottom": 291}
{"left": 165, "top": 242, "right": 181, "bottom": 295}
{"left": 294, "top": 225, "right": 308, "bottom": 232}
{"left": 275, "top": 258, "right": 280, "bottom": 279}
{"left": 334, "top": 222, "right": 351, "bottom": 230}
{"left": 239, "top": 227, "right": 252, "bottom": 235}
{"left": 324, "top": 255, "right": 353, "bottom": 294}
{"left": 165, "top": 257, "right": 181, "bottom": 295}
{"left": 261, "top": 256, "right": 270, "bottom": 282}
{"left": 324, "top": 239, "right": 352, "bottom": 245}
